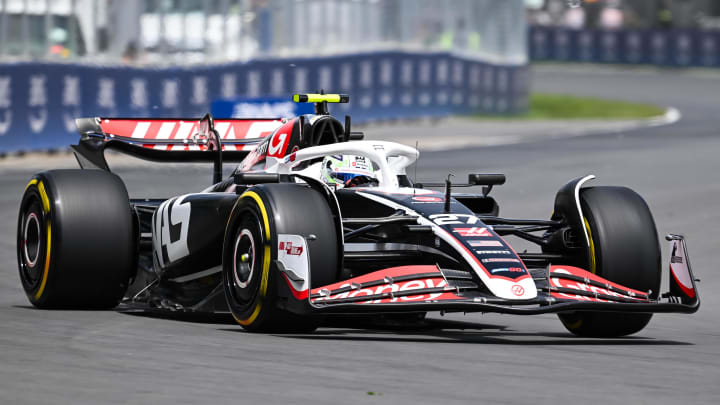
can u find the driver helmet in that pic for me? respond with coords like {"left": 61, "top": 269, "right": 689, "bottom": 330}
{"left": 322, "top": 155, "right": 376, "bottom": 188}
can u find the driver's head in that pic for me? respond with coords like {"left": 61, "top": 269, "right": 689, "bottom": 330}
{"left": 322, "top": 155, "right": 377, "bottom": 188}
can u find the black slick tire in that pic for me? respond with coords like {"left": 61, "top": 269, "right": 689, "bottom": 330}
{"left": 559, "top": 186, "right": 661, "bottom": 337}
{"left": 17, "top": 170, "right": 135, "bottom": 309}
{"left": 222, "top": 184, "right": 338, "bottom": 333}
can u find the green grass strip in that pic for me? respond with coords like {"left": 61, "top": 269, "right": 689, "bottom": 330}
{"left": 476, "top": 93, "right": 665, "bottom": 120}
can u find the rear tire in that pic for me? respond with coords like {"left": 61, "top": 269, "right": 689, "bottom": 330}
{"left": 17, "top": 170, "right": 135, "bottom": 309}
{"left": 558, "top": 186, "right": 661, "bottom": 337}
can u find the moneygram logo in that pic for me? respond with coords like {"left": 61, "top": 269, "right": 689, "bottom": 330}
{"left": 312, "top": 278, "right": 451, "bottom": 304}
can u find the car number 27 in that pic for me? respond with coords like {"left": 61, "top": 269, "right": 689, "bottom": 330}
{"left": 428, "top": 214, "right": 480, "bottom": 226}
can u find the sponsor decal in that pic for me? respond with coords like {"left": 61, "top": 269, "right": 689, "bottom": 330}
{"left": 453, "top": 227, "right": 492, "bottom": 237}
{"left": 279, "top": 241, "right": 303, "bottom": 256}
{"left": 511, "top": 284, "right": 525, "bottom": 296}
{"left": 241, "top": 140, "right": 269, "bottom": 169}
{"left": 668, "top": 240, "right": 695, "bottom": 298}
{"left": 313, "top": 277, "right": 454, "bottom": 304}
{"left": 153, "top": 196, "right": 191, "bottom": 267}
{"left": 267, "top": 132, "right": 288, "bottom": 157}
{"left": 670, "top": 244, "right": 683, "bottom": 264}
{"left": 490, "top": 267, "right": 525, "bottom": 274}
{"left": 475, "top": 250, "right": 511, "bottom": 255}
{"left": 549, "top": 267, "right": 646, "bottom": 302}
{"left": 277, "top": 234, "right": 311, "bottom": 299}
{"left": 351, "top": 156, "right": 371, "bottom": 170}
{"left": 98, "top": 118, "right": 280, "bottom": 153}
{"left": 412, "top": 196, "right": 443, "bottom": 203}
{"left": 481, "top": 258, "right": 520, "bottom": 263}
{"left": 468, "top": 240, "right": 503, "bottom": 247}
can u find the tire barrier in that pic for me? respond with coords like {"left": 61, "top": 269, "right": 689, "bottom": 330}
{"left": 0, "top": 51, "right": 529, "bottom": 153}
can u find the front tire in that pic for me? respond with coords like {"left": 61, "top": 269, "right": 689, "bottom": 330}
{"left": 17, "top": 170, "right": 135, "bottom": 309}
{"left": 559, "top": 186, "right": 661, "bottom": 337}
{"left": 223, "top": 185, "right": 339, "bottom": 333}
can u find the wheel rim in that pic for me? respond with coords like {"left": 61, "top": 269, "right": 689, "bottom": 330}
{"left": 23, "top": 212, "right": 41, "bottom": 268}
{"left": 232, "top": 228, "right": 256, "bottom": 301}
{"left": 18, "top": 196, "right": 46, "bottom": 291}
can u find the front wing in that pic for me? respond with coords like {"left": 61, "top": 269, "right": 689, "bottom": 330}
{"left": 304, "top": 235, "right": 699, "bottom": 315}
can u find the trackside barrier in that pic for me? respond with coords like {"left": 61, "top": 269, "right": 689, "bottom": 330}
{"left": 529, "top": 26, "right": 720, "bottom": 68}
{"left": 0, "top": 51, "right": 529, "bottom": 153}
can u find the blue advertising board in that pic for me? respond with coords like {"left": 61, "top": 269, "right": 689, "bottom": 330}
{"left": 529, "top": 26, "right": 720, "bottom": 68}
{"left": 211, "top": 97, "right": 315, "bottom": 119}
{"left": 0, "top": 51, "right": 529, "bottom": 153}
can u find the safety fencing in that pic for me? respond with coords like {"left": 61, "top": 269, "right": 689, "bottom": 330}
{"left": 529, "top": 26, "right": 720, "bottom": 68}
{"left": 0, "top": 51, "right": 529, "bottom": 153}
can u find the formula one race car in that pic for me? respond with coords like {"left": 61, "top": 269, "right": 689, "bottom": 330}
{"left": 17, "top": 94, "right": 699, "bottom": 337}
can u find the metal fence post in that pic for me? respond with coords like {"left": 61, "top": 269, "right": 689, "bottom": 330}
{"left": 68, "top": 0, "right": 77, "bottom": 56}
{"left": 21, "top": 0, "right": 28, "bottom": 57}
{"left": 0, "top": 0, "right": 7, "bottom": 56}
{"left": 159, "top": 0, "right": 167, "bottom": 60}
{"left": 44, "top": 0, "right": 51, "bottom": 57}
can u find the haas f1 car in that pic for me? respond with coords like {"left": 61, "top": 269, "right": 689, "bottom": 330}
{"left": 17, "top": 94, "right": 699, "bottom": 337}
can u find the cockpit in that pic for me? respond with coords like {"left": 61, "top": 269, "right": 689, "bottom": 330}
{"left": 225, "top": 94, "right": 419, "bottom": 192}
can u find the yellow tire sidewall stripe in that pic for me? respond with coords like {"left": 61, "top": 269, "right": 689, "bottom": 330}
{"left": 584, "top": 217, "right": 597, "bottom": 275}
{"left": 25, "top": 178, "right": 37, "bottom": 190}
{"left": 234, "top": 191, "right": 272, "bottom": 326}
{"left": 25, "top": 178, "right": 52, "bottom": 301}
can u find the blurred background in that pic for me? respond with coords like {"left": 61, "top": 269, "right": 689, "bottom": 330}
{"left": 0, "top": 0, "right": 530, "bottom": 152}
{"left": 0, "top": 0, "right": 528, "bottom": 63}
{"left": 0, "top": 0, "right": 719, "bottom": 152}
{"left": 529, "top": 0, "right": 720, "bottom": 65}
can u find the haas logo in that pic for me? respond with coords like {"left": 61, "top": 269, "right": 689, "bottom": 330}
{"left": 153, "top": 196, "right": 191, "bottom": 267}
{"left": 453, "top": 227, "right": 492, "bottom": 237}
{"left": 279, "top": 241, "right": 303, "bottom": 256}
{"left": 511, "top": 285, "right": 525, "bottom": 296}
{"left": 267, "top": 133, "right": 288, "bottom": 157}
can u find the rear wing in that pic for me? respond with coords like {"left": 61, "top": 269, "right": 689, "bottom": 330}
{"left": 71, "top": 114, "right": 284, "bottom": 182}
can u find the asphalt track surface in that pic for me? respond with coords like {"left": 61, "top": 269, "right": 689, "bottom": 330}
{"left": 1, "top": 66, "right": 719, "bottom": 404}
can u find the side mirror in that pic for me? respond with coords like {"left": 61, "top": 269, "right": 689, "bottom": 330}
{"left": 468, "top": 174, "right": 506, "bottom": 197}
{"left": 468, "top": 174, "right": 506, "bottom": 186}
